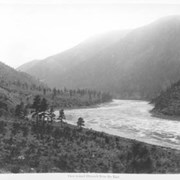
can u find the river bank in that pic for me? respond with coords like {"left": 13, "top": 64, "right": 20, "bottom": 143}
{"left": 64, "top": 121, "right": 180, "bottom": 152}
{"left": 55, "top": 99, "right": 113, "bottom": 112}
{"left": 150, "top": 109, "right": 180, "bottom": 122}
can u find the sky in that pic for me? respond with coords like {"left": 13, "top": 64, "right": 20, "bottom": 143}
{"left": 0, "top": 0, "right": 180, "bottom": 68}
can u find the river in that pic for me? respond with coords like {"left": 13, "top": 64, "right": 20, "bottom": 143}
{"left": 55, "top": 99, "right": 180, "bottom": 150}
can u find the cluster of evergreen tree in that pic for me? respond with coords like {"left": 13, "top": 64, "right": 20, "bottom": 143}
{"left": 49, "top": 88, "right": 112, "bottom": 109}
{"left": 31, "top": 95, "right": 49, "bottom": 113}
{"left": 51, "top": 87, "right": 111, "bottom": 100}
{"left": 14, "top": 95, "right": 49, "bottom": 118}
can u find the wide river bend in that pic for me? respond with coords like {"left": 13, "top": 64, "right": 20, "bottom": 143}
{"left": 55, "top": 99, "right": 180, "bottom": 150}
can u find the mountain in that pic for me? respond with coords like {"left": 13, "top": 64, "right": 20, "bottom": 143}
{"left": 18, "top": 30, "right": 129, "bottom": 85}
{"left": 18, "top": 16, "right": 180, "bottom": 99}
{"left": 0, "top": 61, "right": 48, "bottom": 116}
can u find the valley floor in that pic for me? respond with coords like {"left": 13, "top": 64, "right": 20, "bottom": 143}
{"left": 0, "top": 117, "right": 180, "bottom": 173}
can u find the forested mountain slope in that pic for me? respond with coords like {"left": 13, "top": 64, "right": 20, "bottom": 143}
{"left": 0, "top": 61, "right": 112, "bottom": 117}
{"left": 0, "top": 61, "right": 48, "bottom": 116}
{"left": 151, "top": 80, "right": 180, "bottom": 116}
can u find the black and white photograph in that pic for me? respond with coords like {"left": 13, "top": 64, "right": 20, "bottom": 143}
{"left": 1, "top": 0, "right": 180, "bottom": 178}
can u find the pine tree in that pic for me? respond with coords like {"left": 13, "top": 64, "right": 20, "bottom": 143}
{"left": 77, "top": 117, "right": 85, "bottom": 130}
{"left": 15, "top": 102, "right": 24, "bottom": 118}
{"left": 40, "top": 98, "right": 48, "bottom": 112}
{"left": 49, "top": 106, "right": 55, "bottom": 122}
{"left": 32, "top": 95, "right": 41, "bottom": 112}
{"left": 58, "top": 109, "right": 66, "bottom": 126}
{"left": 52, "top": 88, "right": 57, "bottom": 99}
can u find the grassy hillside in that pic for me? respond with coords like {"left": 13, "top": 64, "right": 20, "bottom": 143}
{"left": 0, "top": 117, "right": 180, "bottom": 173}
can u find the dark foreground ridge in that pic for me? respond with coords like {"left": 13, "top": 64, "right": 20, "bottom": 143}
{"left": 0, "top": 118, "right": 180, "bottom": 173}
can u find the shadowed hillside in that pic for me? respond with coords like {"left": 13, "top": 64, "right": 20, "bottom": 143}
{"left": 151, "top": 79, "right": 180, "bottom": 116}
{"left": 0, "top": 61, "right": 49, "bottom": 116}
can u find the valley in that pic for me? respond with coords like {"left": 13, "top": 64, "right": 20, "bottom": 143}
{"left": 1, "top": 14, "right": 180, "bottom": 174}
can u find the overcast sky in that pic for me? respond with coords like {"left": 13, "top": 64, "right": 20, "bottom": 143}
{"left": 0, "top": 0, "right": 180, "bottom": 68}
